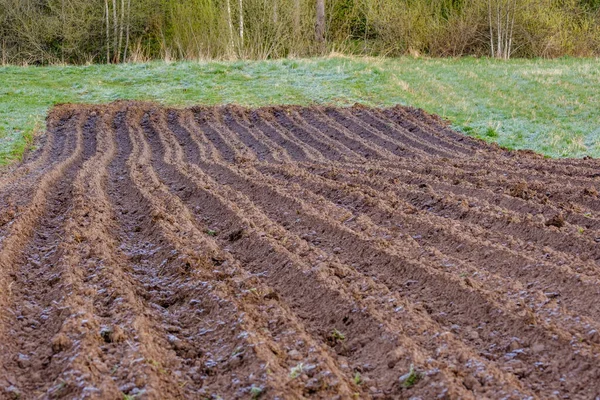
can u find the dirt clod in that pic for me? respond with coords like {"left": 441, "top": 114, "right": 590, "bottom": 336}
{"left": 545, "top": 214, "right": 565, "bottom": 228}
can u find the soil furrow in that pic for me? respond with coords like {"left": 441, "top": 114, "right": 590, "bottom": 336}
{"left": 376, "top": 160, "right": 600, "bottom": 231}
{"left": 126, "top": 107, "right": 287, "bottom": 397}
{"left": 379, "top": 106, "right": 478, "bottom": 155}
{"left": 284, "top": 162, "right": 600, "bottom": 312}
{"left": 325, "top": 107, "right": 431, "bottom": 159}
{"left": 266, "top": 107, "right": 350, "bottom": 162}
{"left": 0, "top": 110, "right": 96, "bottom": 397}
{"left": 173, "top": 150, "right": 600, "bottom": 398}
{"left": 4, "top": 102, "right": 600, "bottom": 398}
{"left": 0, "top": 115, "right": 57, "bottom": 194}
{"left": 289, "top": 108, "right": 387, "bottom": 161}
{"left": 190, "top": 107, "right": 242, "bottom": 163}
{"left": 0, "top": 111, "right": 77, "bottom": 236}
{"left": 257, "top": 162, "right": 600, "bottom": 346}
{"left": 347, "top": 107, "right": 457, "bottom": 158}
{"left": 163, "top": 111, "right": 533, "bottom": 399}
{"left": 362, "top": 159, "right": 600, "bottom": 233}
{"left": 381, "top": 105, "right": 490, "bottom": 152}
{"left": 316, "top": 107, "right": 419, "bottom": 158}
{"left": 221, "top": 107, "right": 294, "bottom": 162}
{"left": 130, "top": 106, "right": 363, "bottom": 398}
{"left": 153, "top": 108, "right": 368, "bottom": 398}
{"left": 218, "top": 106, "right": 279, "bottom": 162}
{"left": 315, "top": 163, "right": 600, "bottom": 267}
{"left": 246, "top": 108, "right": 316, "bottom": 161}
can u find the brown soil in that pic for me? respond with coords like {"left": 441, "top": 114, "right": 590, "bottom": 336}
{"left": 1, "top": 101, "right": 600, "bottom": 399}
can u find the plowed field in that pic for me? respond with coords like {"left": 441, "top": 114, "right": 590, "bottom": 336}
{"left": 1, "top": 102, "right": 600, "bottom": 399}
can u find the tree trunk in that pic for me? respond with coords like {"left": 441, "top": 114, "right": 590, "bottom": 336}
{"left": 238, "top": 0, "right": 244, "bottom": 42}
{"left": 61, "top": 0, "right": 65, "bottom": 63}
{"left": 488, "top": 0, "right": 494, "bottom": 57}
{"left": 225, "top": 0, "right": 235, "bottom": 55}
{"left": 118, "top": 0, "right": 125, "bottom": 63}
{"left": 315, "top": 0, "right": 325, "bottom": 45}
{"left": 124, "top": 0, "right": 131, "bottom": 61}
{"left": 112, "top": 0, "right": 118, "bottom": 62}
{"left": 496, "top": 1, "right": 501, "bottom": 58}
{"left": 294, "top": 0, "right": 301, "bottom": 36}
{"left": 488, "top": 0, "right": 517, "bottom": 59}
{"left": 507, "top": 0, "right": 516, "bottom": 59}
{"left": 105, "top": 0, "right": 110, "bottom": 63}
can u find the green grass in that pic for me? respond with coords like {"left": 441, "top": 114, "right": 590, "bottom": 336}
{"left": 1, "top": 56, "right": 599, "bottom": 164}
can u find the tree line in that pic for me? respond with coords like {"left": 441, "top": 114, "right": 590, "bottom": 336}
{"left": 1, "top": 0, "right": 600, "bottom": 65}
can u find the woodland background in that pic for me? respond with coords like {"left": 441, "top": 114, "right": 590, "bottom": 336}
{"left": 1, "top": 0, "right": 600, "bottom": 64}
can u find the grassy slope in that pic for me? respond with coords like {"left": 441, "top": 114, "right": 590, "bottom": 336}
{"left": 1, "top": 56, "right": 599, "bottom": 164}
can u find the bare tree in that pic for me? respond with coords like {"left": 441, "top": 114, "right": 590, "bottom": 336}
{"left": 225, "top": 0, "right": 235, "bottom": 55}
{"left": 61, "top": 0, "right": 65, "bottom": 63}
{"left": 315, "top": 0, "right": 325, "bottom": 45}
{"left": 117, "top": 0, "right": 125, "bottom": 62}
{"left": 105, "top": 0, "right": 110, "bottom": 63}
{"left": 123, "top": 0, "right": 131, "bottom": 61}
{"left": 112, "top": 0, "right": 118, "bottom": 62}
{"left": 238, "top": 0, "right": 244, "bottom": 43}
{"left": 488, "top": 0, "right": 517, "bottom": 59}
{"left": 294, "top": 0, "right": 301, "bottom": 36}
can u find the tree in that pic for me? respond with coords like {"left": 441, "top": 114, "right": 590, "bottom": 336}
{"left": 488, "top": 0, "right": 517, "bottom": 59}
{"left": 225, "top": 0, "right": 235, "bottom": 55}
{"left": 315, "top": 0, "right": 325, "bottom": 47}
{"left": 112, "top": 0, "right": 118, "bottom": 61}
{"left": 123, "top": 0, "right": 131, "bottom": 61}
{"left": 238, "top": 0, "right": 244, "bottom": 43}
{"left": 105, "top": 0, "right": 110, "bottom": 62}
{"left": 294, "top": 0, "right": 301, "bottom": 37}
